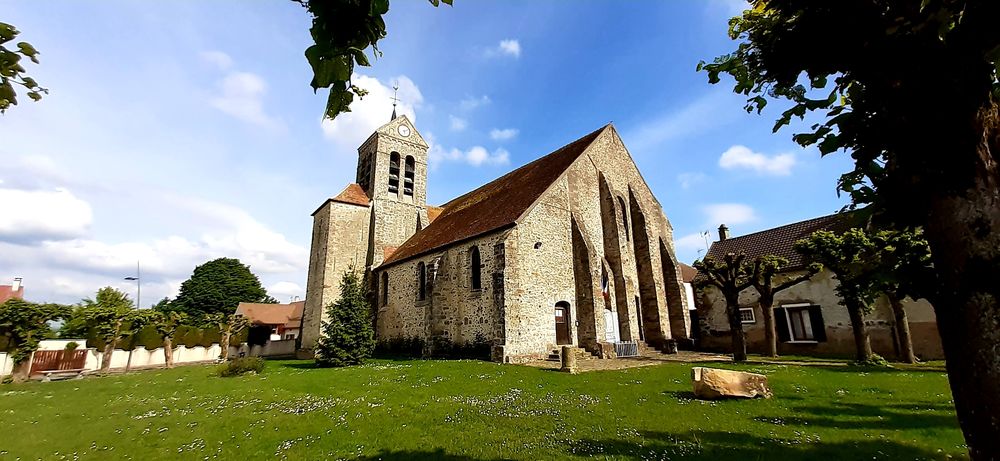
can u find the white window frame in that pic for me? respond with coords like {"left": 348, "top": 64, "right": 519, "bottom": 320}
{"left": 739, "top": 307, "right": 756, "bottom": 324}
{"left": 780, "top": 303, "right": 818, "bottom": 344}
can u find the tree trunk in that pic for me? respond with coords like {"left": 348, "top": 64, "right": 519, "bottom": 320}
{"left": 11, "top": 357, "right": 31, "bottom": 383}
{"left": 220, "top": 331, "right": 231, "bottom": 361}
{"left": 759, "top": 293, "right": 777, "bottom": 358}
{"left": 920, "top": 123, "right": 1000, "bottom": 459}
{"left": 887, "top": 293, "right": 916, "bottom": 364}
{"left": 125, "top": 345, "right": 134, "bottom": 373}
{"left": 100, "top": 339, "right": 116, "bottom": 373}
{"left": 163, "top": 336, "right": 174, "bottom": 368}
{"left": 725, "top": 293, "right": 747, "bottom": 362}
{"left": 845, "top": 298, "right": 873, "bottom": 363}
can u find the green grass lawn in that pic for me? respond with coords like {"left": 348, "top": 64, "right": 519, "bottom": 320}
{"left": 0, "top": 359, "right": 965, "bottom": 460}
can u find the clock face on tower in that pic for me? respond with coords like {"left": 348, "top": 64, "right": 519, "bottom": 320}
{"left": 397, "top": 125, "right": 411, "bottom": 137}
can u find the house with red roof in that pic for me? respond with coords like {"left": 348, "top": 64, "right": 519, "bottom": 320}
{"left": 235, "top": 300, "right": 304, "bottom": 341}
{"left": 0, "top": 278, "right": 24, "bottom": 304}
{"left": 695, "top": 214, "right": 943, "bottom": 360}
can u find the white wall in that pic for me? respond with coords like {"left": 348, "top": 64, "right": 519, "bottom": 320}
{"left": 0, "top": 352, "right": 12, "bottom": 376}
{"left": 2, "top": 340, "right": 299, "bottom": 377}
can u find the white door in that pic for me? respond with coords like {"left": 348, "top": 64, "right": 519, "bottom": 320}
{"left": 604, "top": 310, "right": 620, "bottom": 342}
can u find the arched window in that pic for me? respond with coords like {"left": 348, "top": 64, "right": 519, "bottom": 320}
{"left": 417, "top": 262, "right": 426, "bottom": 300}
{"left": 618, "top": 197, "right": 630, "bottom": 241}
{"left": 381, "top": 272, "right": 389, "bottom": 305}
{"left": 403, "top": 156, "right": 415, "bottom": 196}
{"left": 470, "top": 246, "right": 482, "bottom": 290}
{"left": 388, "top": 152, "right": 400, "bottom": 194}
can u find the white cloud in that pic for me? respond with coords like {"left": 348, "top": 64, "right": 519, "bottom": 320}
{"left": 498, "top": 39, "right": 521, "bottom": 58}
{"left": 703, "top": 203, "right": 757, "bottom": 226}
{"left": 427, "top": 134, "right": 510, "bottom": 168}
{"left": 485, "top": 39, "right": 521, "bottom": 59}
{"left": 199, "top": 50, "right": 233, "bottom": 70}
{"left": 0, "top": 188, "right": 92, "bottom": 242}
{"left": 675, "top": 232, "right": 713, "bottom": 253}
{"left": 321, "top": 74, "right": 423, "bottom": 153}
{"left": 267, "top": 281, "right": 303, "bottom": 300}
{"left": 489, "top": 128, "right": 519, "bottom": 141}
{"left": 210, "top": 71, "right": 283, "bottom": 130}
{"left": 449, "top": 115, "right": 468, "bottom": 131}
{"left": 459, "top": 95, "right": 491, "bottom": 111}
{"left": 718, "top": 145, "right": 796, "bottom": 176}
{"left": 677, "top": 172, "right": 707, "bottom": 189}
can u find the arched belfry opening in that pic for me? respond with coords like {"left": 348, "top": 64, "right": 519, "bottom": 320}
{"left": 571, "top": 217, "right": 598, "bottom": 353}
{"left": 629, "top": 190, "right": 664, "bottom": 346}
{"left": 659, "top": 238, "right": 689, "bottom": 340}
{"left": 388, "top": 152, "right": 401, "bottom": 195}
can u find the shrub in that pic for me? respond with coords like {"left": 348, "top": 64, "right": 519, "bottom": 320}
{"left": 217, "top": 356, "right": 265, "bottom": 377}
{"left": 375, "top": 336, "right": 425, "bottom": 357}
{"left": 64, "top": 341, "right": 79, "bottom": 351}
{"left": 852, "top": 354, "right": 893, "bottom": 368}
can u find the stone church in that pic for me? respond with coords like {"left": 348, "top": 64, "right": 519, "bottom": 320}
{"left": 300, "top": 114, "right": 690, "bottom": 363}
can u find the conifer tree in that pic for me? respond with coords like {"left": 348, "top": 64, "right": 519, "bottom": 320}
{"left": 316, "top": 267, "right": 374, "bottom": 367}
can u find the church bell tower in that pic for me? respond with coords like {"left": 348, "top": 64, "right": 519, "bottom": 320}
{"left": 355, "top": 112, "right": 430, "bottom": 268}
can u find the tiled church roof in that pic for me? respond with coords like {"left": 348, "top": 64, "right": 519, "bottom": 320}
{"left": 380, "top": 124, "right": 610, "bottom": 267}
{"left": 331, "top": 183, "right": 371, "bottom": 207}
{"left": 704, "top": 212, "right": 865, "bottom": 270}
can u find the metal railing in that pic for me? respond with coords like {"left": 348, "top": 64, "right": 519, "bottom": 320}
{"left": 614, "top": 341, "right": 639, "bottom": 358}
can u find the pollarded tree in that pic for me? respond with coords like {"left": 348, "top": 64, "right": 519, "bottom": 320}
{"left": 204, "top": 313, "right": 249, "bottom": 361}
{"left": 693, "top": 253, "right": 755, "bottom": 362}
{"left": 0, "top": 299, "right": 69, "bottom": 382}
{"left": 171, "top": 258, "right": 272, "bottom": 317}
{"left": 750, "top": 256, "right": 821, "bottom": 358}
{"left": 0, "top": 21, "right": 47, "bottom": 113}
{"left": 699, "top": 2, "right": 1000, "bottom": 455}
{"left": 153, "top": 311, "right": 188, "bottom": 368}
{"left": 80, "top": 287, "right": 135, "bottom": 373}
{"left": 316, "top": 268, "right": 374, "bottom": 367}
{"left": 122, "top": 309, "right": 157, "bottom": 373}
{"left": 872, "top": 228, "right": 935, "bottom": 364}
{"left": 794, "top": 229, "right": 883, "bottom": 363}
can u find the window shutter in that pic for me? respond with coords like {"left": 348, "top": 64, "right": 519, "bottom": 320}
{"left": 774, "top": 308, "right": 791, "bottom": 343}
{"left": 808, "top": 305, "right": 827, "bottom": 342}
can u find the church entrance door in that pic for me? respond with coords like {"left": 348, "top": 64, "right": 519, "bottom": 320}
{"left": 555, "top": 303, "right": 571, "bottom": 345}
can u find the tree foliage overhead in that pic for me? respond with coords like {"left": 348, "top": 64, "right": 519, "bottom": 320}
{"left": 170, "top": 258, "right": 273, "bottom": 316}
{"left": 296, "top": 0, "right": 452, "bottom": 120}
{"left": 698, "top": 1, "right": 1000, "bottom": 219}
{"left": 316, "top": 268, "right": 374, "bottom": 367}
{"left": 0, "top": 21, "right": 46, "bottom": 113}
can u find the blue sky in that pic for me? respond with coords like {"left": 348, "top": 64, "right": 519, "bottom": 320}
{"left": 0, "top": 1, "right": 854, "bottom": 305}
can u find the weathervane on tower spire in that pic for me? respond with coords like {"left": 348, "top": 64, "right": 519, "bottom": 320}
{"left": 390, "top": 81, "right": 399, "bottom": 121}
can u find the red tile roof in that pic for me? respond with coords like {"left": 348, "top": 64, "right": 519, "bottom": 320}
{"left": 0, "top": 285, "right": 24, "bottom": 304}
{"left": 381, "top": 124, "right": 610, "bottom": 267}
{"left": 679, "top": 263, "right": 698, "bottom": 283}
{"left": 704, "top": 212, "right": 865, "bottom": 270}
{"left": 235, "top": 301, "right": 304, "bottom": 328}
{"left": 426, "top": 206, "right": 444, "bottom": 223}
{"left": 332, "top": 183, "right": 371, "bottom": 207}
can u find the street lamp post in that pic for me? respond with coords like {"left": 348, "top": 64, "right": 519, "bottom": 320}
{"left": 124, "top": 260, "right": 140, "bottom": 309}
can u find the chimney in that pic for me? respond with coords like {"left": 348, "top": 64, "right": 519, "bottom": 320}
{"left": 11, "top": 277, "right": 22, "bottom": 292}
{"left": 718, "top": 224, "right": 730, "bottom": 241}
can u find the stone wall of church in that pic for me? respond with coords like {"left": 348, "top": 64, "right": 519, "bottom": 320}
{"left": 369, "top": 199, "right": 426, "bottom": 267}
{"left": 502, "top": 177, "right": 577, "bottom": 361}
{"left": 300, "top": 201, "right": 371, "bottom": 352}
{"left": 375, "top": 230, "right": 509, "bottom": 348}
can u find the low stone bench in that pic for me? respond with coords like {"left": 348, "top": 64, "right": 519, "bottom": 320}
{"left": 39, "top": 369, "right": 86, "bottom": 382}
